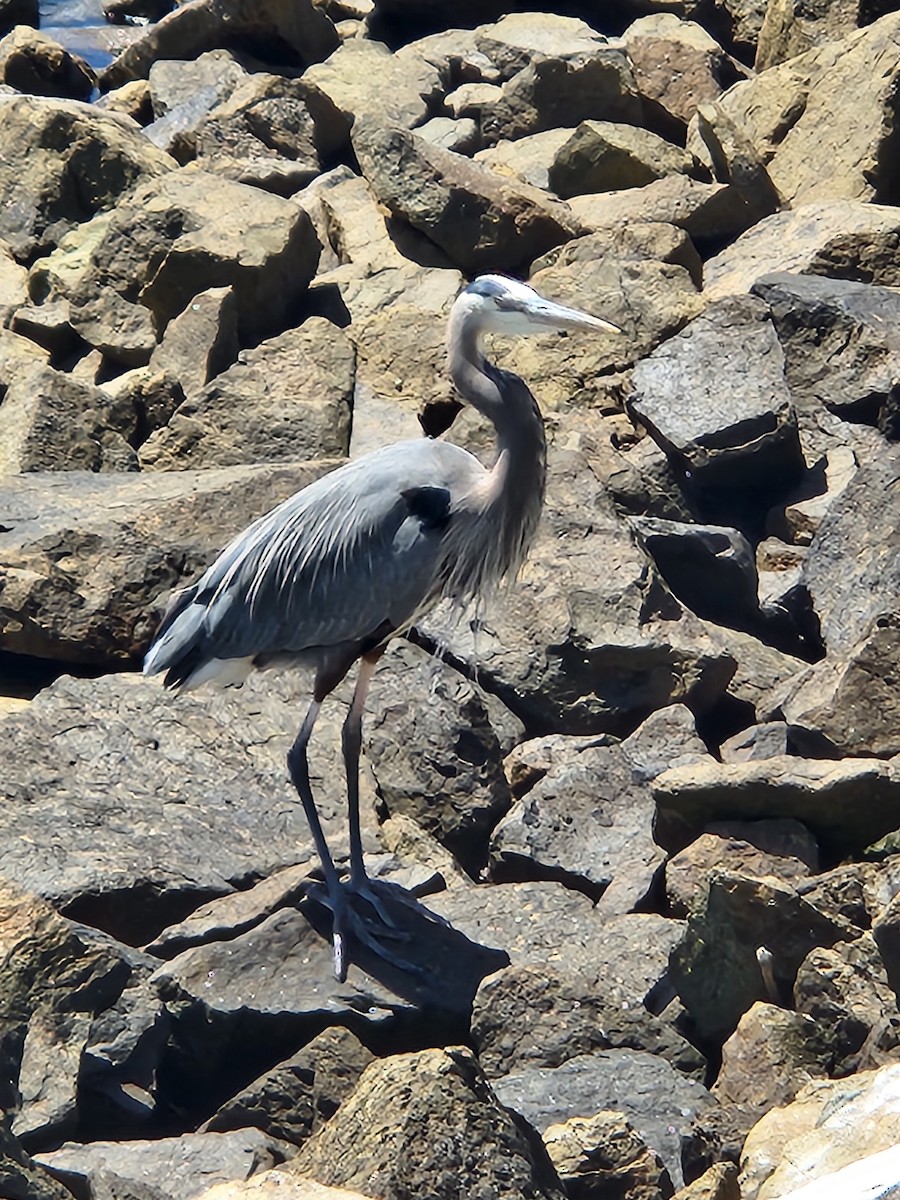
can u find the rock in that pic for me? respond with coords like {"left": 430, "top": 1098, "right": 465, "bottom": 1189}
{"left": 363, "top": 642, "right": 511, "bottom": 877}
{"left": 0, "top": 363, "right": 138, "bottom": 475}
{"left": 200, "top": 1179, "right": 376, "bottom": 1200}
{"left": 794, "top": 935, "right": 900, "bottom": 1076}
{"left": 767, "top": 443, "right": 858, "bottom": 548}
{"left": 0, "top": 93, "right": 172, "bottom": 262}
{"left": 874, "top": 893, "right": 900, "bottom": 998}
{"left": 704, "top": 202, "right": 900, "bottom": 300}
{"left": 416, "top": 114, "right": 479, "bottom": 153}
{"left": 290, "top": 1047, "right": 565, "bottom": 1200}
{"left": 95, "top": 78, "right": 153, "bottom": 123}
{"left": 755, "top": 0, "right": 874, "bottom": 69}
{"left": 0, "top": 670, "right": 368, "bottom": 941}
{"left": 204, "top": 1027, "right": 374, "bottom": 1147}
{"left": 543, "top": 1110, "right": 674, "bottom": 1200}
{"left": 0, "top": 1120, "right": 72, "bottom": 1200}
{"left": 720, "top": 722, "right": 789, "bottom": 762}
{"left": 476, "top": 13, "right": 612, "bottom": 79}
{"left": 0, "top": 882, "right": 136, "bottom": 1138}
{"left": 780, "top": 621, "right": 900, "bottom": 757}
{"left": 739, "top": 1062, "right": 900, "bottom": 1200}
{"left": 669, "top": 872, "right": 855, "bottom": 1041}
{"left": 298, "top": 39, "right": 440, "bottom": 159}
{"left": 475, "top": 128, "right": 576, "bottom": 191}
{"left": 36, "top": 1130, "right": 289, "bottom": 1200}
{"left": 654, "top": 756, "right": 900, "bottom": 861}
{"left": 708, "top": 14, "right": 900, "bottom": 206}
{"left": 30, "top": 169, "right": 321, "bottom": 360}
{"left": 474, "top": 23, "right": 642, "bottom": 146}
{"left": 666, "top": 822, "right": 818, "bottom": 918}
{"left": 148, "top": 285, "right": 240, "bottom": 405}
{"left": 140, "top": 318, "right": 353, "bottom": 469}
{"left": 630, "top": 295, "right": 803, "bottom": 503}
{"left": 547, "top": 120, "right": 697, "bottom": 198}
{"left": 623, "top": 15, "right": 747, "bottom": 137}
{"left": 488, "top": 736, "right": 666, "bottom": 915}
{"left": 493, "top": 1049, "right": 715, "bottom": 1191}
{"left": 672, "top": 1163, "right": 739, "bottom": 1200}
{"left": 752, "top": 272, "right": 900, "bottom": 427}
{"left": 0, "top": 461, "right": 331, "bottom": 664}
{"left": 768, "top": 1148, "right": 900, "bottom": 1200}
{"left": 569, "top": 175, "right": 764, "bottom": 254}
{"left": 0, "top": 27, "right": 94, "bottom": 100}
{"left": 631, "top": 519, "right": 759, "bottom": 631}
{"left": 185, "top": 73, "right": 320, "bottom": 191}
{"left": 0, "top": 0, "right": 37, "bottom": 34}
{"left": 620, "top": 702, "right": 710, "bottom": 782}
{"left": 351, "top": 121, "right": 581, "bottom": 275}
{"left": 100, "top": 0, "right": 339, "bottom": 90}
{"left": 148, "top": 49, "right": 246, "bottom": 119}
{"left": 509, "top": 223, "right": 702, "bottom": 384}
{"left": 418, "top": 447, "right": 733, "bottom": 737}
{"left": 471, "top": 962, "right": 705, "bottom": 1080}
{"left": 152, "top": 902, "right": 506, "bottom": 1116}
{"left": 713, "top": 1001, "right": 828, "bottom": 1113}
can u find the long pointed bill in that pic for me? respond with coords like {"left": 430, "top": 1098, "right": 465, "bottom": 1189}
{"left": 527, "top": 297, "right": 621, "bottom": 335}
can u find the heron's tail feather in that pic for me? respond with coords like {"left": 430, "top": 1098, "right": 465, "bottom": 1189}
{"left": 143, "top": 590, "right": 208, "bottom": 685}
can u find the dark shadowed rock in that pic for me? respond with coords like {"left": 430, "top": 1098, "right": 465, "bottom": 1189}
{"left": 36, "top": 1130, "right": 289, "bottom": 1200}
{"left": 0, "top": 1120, "right": 72, "bottom": 1200}
{"left": 471, "top": 963, "right": 705, "bottom": 1080}
{"left": 352, "top": 121, "right": 582, "bottom": 276}
{"left": 0, "top": 463, "right": 332, "bottom": 664}
{"left": 0, "top": 93, "right": 172, "bottom": 262}
{"left": 547, "top": 120, "right": 696, "bottom": 198}
{"left": 204, "top": 1027, "right": 374, "bottom": 1147}
{"left": 151, "top": 901, "right": 506, "bottom": 1116}
{"left": 493, "top": 1050, "right": 714, "bottom": 1191}
{"left": 794, "top": 935, "right": 900, "bottom": 1076}
{"left": 654, "top": 756, "right": 900, "bottom": 860}
{"left": 100, "top": 0, "right": 338, "bottom": 90}
{"left": 752, "top": 272, "right": 900, "bottom": 427}
{"left": 630, "top": 295, "right": 804, "bottom": 499}
{"left": 291, "top": 1047, "right": 565, "bottom": 1200}
{"left": 670, "top": 872, "right": 855, "bottom": 1041}
{"left": 364, "top": 642, "right": 511, "bottom": 877}
{"left": 0, "top": 27, "right": 94, "bottom": 100}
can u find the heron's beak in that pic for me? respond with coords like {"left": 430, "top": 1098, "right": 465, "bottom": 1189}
{"left": 526, "top": 297, "right": 621, "bottom": 335}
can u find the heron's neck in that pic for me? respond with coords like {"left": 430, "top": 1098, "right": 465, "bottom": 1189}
{"left": 448, "top": 312, "right": 547, "bottom": 579}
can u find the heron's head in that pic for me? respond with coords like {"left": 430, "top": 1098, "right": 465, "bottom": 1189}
{"left": 457, "top": 274, "right": 621, "bottom": 337}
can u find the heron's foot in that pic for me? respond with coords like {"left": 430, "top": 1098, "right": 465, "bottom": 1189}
{"left": 307, "top": 878, "right": 422, "bottom": 983}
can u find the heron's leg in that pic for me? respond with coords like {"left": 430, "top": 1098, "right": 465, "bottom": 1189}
{"left": 343, "top": 651, "right": 382, "bottom": 889}
{"left": 287, "top": 699, "right": 349, "bottom": 978}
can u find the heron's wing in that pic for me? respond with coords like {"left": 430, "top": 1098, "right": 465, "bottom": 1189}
{"left": 146, "top": 439, "right": 485, "bottom": 672}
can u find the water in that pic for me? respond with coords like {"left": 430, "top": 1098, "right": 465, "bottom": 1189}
{"left": 40, "top": 0, "right": 144, "bottom": 70}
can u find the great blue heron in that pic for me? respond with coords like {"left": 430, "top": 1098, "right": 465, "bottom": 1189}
{"left": 143, "top": 274, "right": 619, "bottom": 980}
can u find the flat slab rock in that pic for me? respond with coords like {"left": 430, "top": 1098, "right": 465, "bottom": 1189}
{"left": 493, "top": 1049, "right": 715, "bottom": 1190}
{"left": 0, "top": 462, "right": 331, "bottom": 664}
{"left": 0, "top": 670, "right": 373, "bottom": 944}
{"left": 36, "top": 1130, "right": 289, "bottom": 1200}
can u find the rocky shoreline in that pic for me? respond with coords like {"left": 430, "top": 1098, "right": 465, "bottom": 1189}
{"left": 3, "top": 1, "right": 900, "bottom": 1198}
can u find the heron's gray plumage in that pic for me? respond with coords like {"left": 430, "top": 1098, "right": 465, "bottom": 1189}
{"left": 143, "top": 273, "right": 619, "bottom": 980}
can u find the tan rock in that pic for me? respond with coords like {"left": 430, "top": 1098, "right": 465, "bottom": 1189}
{"left": 199, "top": 1178, "right": 375, "bottom": 1200}
{"left": 740, "top": 1063, "right": 900, "bottom": 1199}
{"left": 290, "top": 1047, "right": 564, "bottom": 1199}
{"left": 704, "top": 202, "right": 900, "bottom": 299}
{"left": 543, "top": 1111, "right": 673, "bottom": 1200}
{"left": 624, "top": 14, "right": 747, "bottom": 133}
{"left": 0, "top": 26, "right": 94, "bottom": 99}
{"left": 548, "top": 120, "right": 697, "bottom": 198}
{"left": 672, "top": 1163, "right": 739, "bottom": 1200}
{"left": 713, "top": 1001, "right": 826, "bottom": 1111}
{"left": 756, "top": 0, "right": 864, "bottom": 71}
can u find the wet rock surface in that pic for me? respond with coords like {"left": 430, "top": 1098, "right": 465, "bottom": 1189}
{"left": 3, "top": 2, "right": 900, "bottom": 1197}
